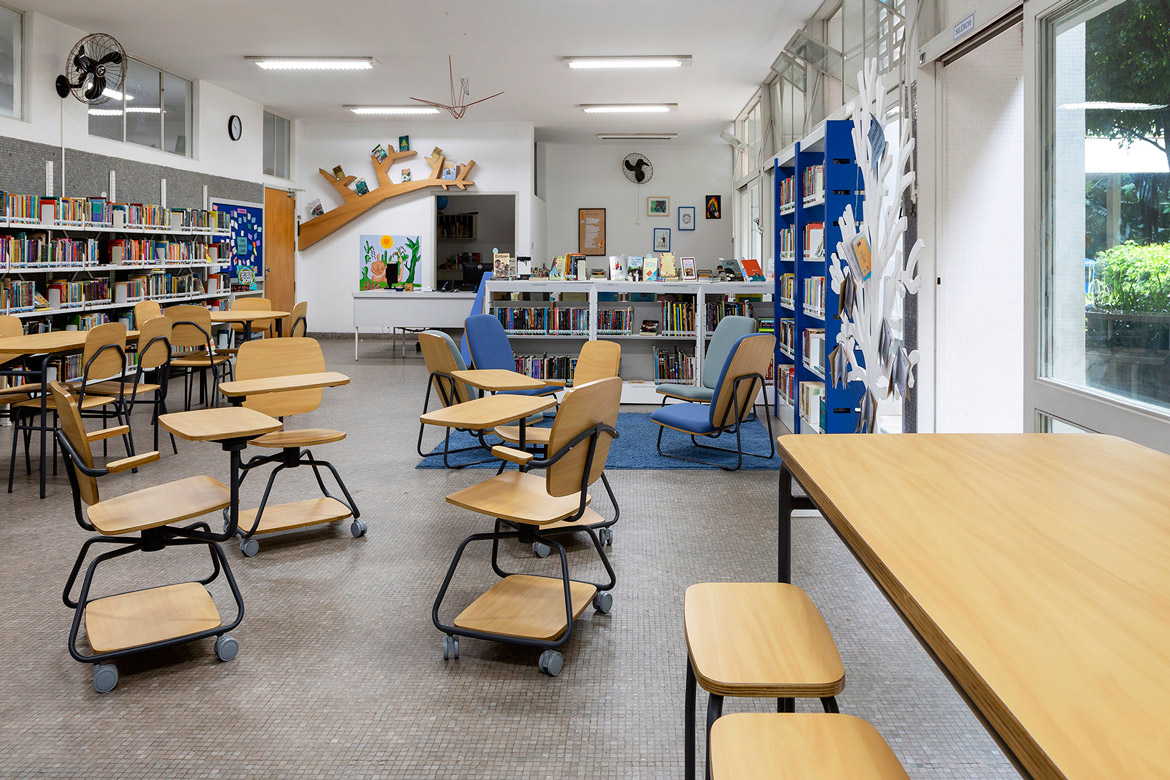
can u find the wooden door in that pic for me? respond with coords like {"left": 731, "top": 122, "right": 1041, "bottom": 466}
{"left": 264, "top": 187, "right": 296, "bottom": 334}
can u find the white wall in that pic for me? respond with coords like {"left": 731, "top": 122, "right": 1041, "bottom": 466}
{"left": 295, "top": 121, "right": 534, "bottom": 332}
{"left": 541, "top": 143, "right": 733, "bottom": 273}
{"left": 934, "top": 27, "right": 1025, "bottom": 432}
{"left": 0, "top": 12, "right": 285, "bottom": 191}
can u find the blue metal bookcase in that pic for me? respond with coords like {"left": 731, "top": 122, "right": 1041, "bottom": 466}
{"left": 775, "top": 118, "right": 865, "bottom": 434}
{"left": 772, "top": 153, "right": 798, "bottom": 417}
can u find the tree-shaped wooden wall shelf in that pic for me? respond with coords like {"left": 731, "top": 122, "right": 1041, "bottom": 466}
{"left": 298, "top": 149, "right": 477, "bottom": 250}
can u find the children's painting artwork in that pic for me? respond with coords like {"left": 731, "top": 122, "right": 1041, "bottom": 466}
{"left": 653, "top": 227, "right": 671, "bottom": 252}
{"left": 359, "top": 234, "right": 421, "bottom": 290}
{"left": 706, "top": 195, "right": 721, "bottom": 219}
{"left": 647, "top": 197, "right": 669, "bottom": 217}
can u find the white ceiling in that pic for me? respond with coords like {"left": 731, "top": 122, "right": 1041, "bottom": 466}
{"left": 21, "top": 0, "right": 817, "bottom": 144}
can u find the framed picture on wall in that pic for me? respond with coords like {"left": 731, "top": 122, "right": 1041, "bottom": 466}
{"left": 653, "top": 227, "right": 671, "bottom": 252}
{"left": 705, "top": 195, "right": 721, "bottom": 219}
{"left": 678, "top": 206, "right": 696, "bottom": 231}
{"left": 647, "top": 196, "right": 670, "bottom": 217}
{"left": 578, "top": 207, "right": 606, "bottom": 255}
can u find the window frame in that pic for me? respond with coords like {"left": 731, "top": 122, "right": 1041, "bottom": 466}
{"left": 263, "top": 109, "right": 294, "bottom": 180}
{"left": 87, "top": 55, "right": 193, "bottom": 157}
{"left": 0, "top": 2, "right": 22, "bottom": 121}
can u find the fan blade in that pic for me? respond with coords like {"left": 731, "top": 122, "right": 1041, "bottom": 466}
{"left": 84, "top": 74, "right": 107, "bottom": 102}
{"left": 624, "top": 160, "right": 635, "bottom": 172}
{"left": 636, "top": 172, "right": 645, "bottom": 183}
{"left": 97, "top": 50, "right": 123, "bottom": 66}
{"left": 74, "top": 53, "right": 95, "bottom": 73}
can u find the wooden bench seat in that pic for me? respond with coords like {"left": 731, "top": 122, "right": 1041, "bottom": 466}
{"left": 445, "top": 470, "right": 591, "bottom": 525}
{"left": 454, "top": 574, "right": 595, "bottom": 641}
{"left": 250, "top": 428, "right": 346, "bottom": 448}
{"left": 86, "top": 475, "right": 230, "bottom": 535}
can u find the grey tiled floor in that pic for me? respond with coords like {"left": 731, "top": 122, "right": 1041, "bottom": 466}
{"left": 0, "top": 339, "right": 1020, "bottom": 779}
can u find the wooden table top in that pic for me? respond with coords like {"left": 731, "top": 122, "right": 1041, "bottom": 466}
{"left": 219, "top": 371, "right": 350, "bottom": 398}
{"left": 209, "top": 310, "right": 290, "bottom": 324}
{"left": 159, "top": 407, "right": 283, "bottom": 442}
{"left": 0, "top": 329, "right": 140, "bottom": 356}
{"left": 776, "top": 433, "right": 1170, "bottom": 780}
{"left": 420, "top": 394, "right": 556, "bottom": 430}
{"left": 451, "top": 369, "right": 548, "bottom": 392}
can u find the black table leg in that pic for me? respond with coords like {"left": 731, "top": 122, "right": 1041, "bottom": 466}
{"left": 778, "top": 462, "right": 793, "bottom": 584}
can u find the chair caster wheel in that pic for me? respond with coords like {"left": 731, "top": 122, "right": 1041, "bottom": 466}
{"left": 214, "top": 634, "right": 239, "bottom": 662}
{"left": 240, "top": 538, "right": 259, "bottom": 557}
{"left": 592, "top": 592, "right": 613, "bottom": 614}
{"left": 350, "top": 519, "right": 367, "bottom": 538}
{"left": 442, "top": 635, "right": 459, "bottom": 661}
{"left": 532, "top": 542, "right": 551, "bottom": 558}
{"left": 93, "top": 663, "right": 118, "bottom": 694}
{"left": 538, "top": 649, "right": 563, "bottom": 677}
{"left": 598, "top": 528, "right": 613, "bottom": 546}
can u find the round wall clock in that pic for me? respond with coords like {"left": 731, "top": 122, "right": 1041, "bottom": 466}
{"left": 622, "top": 153, "right": 652, "bottom": 184}
{"left": 228, "top": 115, "right": 242, "bottom": 141}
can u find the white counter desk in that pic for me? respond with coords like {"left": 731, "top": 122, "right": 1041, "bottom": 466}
{"left": 353, "top": 291, "right": 476, "bottom": 359}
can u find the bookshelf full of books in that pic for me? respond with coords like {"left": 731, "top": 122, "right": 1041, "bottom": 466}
{"left": 771, "top": 119, "right": 865, "bottom": 434}
{"left": 0, "top": 191, "right": 235, "bottom": 333}
{"left": 483, "top": 279, "right": 775, "bottom": 404}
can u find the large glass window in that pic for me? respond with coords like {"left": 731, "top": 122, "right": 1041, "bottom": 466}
{"left": 88, "top": 57, "right": 192, "bottom": 156}
{"left": 263, "top": 110, "right": 291, "bottom": 179}
{"left": 0, "top": 5, "right": 19, "bottom": 119}
{"left": 1043, "top": 0, "right": 1170, "bottom": 413}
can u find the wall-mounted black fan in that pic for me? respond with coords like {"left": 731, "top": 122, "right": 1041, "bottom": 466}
{"left": 54, "top": 33, "right": 125, "bottom": 105}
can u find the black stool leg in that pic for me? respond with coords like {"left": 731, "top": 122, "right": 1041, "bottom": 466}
{"left": 777, "top": 697, "right": 794, "bottom": 712}
{"left": 705, "top": 693, "right": 723, "bottom": 780}
{"left": 685, "top": 661, "right": 697, "bottom": 780}
{"left": 820, "top": 696, "right": 839, "bottom": 713}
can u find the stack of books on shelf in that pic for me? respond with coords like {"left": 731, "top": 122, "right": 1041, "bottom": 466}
{"left": 779, "top": 226, "right": 796, "bottom": 259}
{"left": 803, "top": 276, "right": 825, "bottom": 317}
{"left": 661, "top": 298, "right": 695, "bottom": 336}
{"left": 779, "top": 176, "right": 797, "bottom": 213}
{"left": 704, "top": 300, "right": 753, "bottom": 331}
{"left": 66, "top": 312, "right": 111, "bottom": 331}
{"left": 514, "top": 354, "right": 576, "bottom": 382}
{"left": 779, "top": 273, "right": 796, "bottom": 309}
{"left": 3, "top": 193, "right": 41, "bottom": 223}
{"left": 114, "top": 273, "right": 205, "bottom": 303}
{"left": 779, "top": 318, "right": 796, "bottom": 357}
{"left": 799, "top": 381, "right": 826, "bottom": 430}
{"left": 803, "top": 223, "right": 824, "bottom": 260}
{"left": 112, "top": 203, "right": 166, "bottom": 229}
{"left": 167, "top": 207, "right": 231, "bottom": 231}
{"left": 109, "top": 238, "right": 225, "bottom": 265}
{"left": 548, "top": 306, "right": 589, "bottom": 336}
{"left": 802, "top": 329, "right": 826, "bottom": 376}
{"left": 2, "top": 278, "right": 41, "bottom": 312}
{"left": 653, "top": 346, "right": 696, "bottom": 383}
{"left": 757, "top": 317, "right": 775, "bottom": 334}
{"left": 597, "top": 307, "right": 634, "bottom": 335}
{"left": 802, "top": 165, "right": 825, "bottom": 205}
{"left": 0, "top": 234, "right": 100, "bottom": 268}
{"left": 494, "top": 307, "right": 548, "bottom": 335}
{"left": 46, "top": 279, "right": 111, "bottom": 309}
{"left": 778, "top": 364, "right": 796, "bottom": 406}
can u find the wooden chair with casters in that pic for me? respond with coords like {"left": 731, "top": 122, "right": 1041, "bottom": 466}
{"left": 433, "top": 376, "right": 621, "bottom": 677}
{"left": 0, "top": 314, "right": 37, "bottom": 414}
{"left": 221, "top": 297, "right": 274, "bottom": 355}
{"left": 650, "top": 333, "right": 776, "bottom": 471}
{"left": 167, "top": 304, "right": 231, "bottom": 410}
{"left": 232, "top": 337, "right": 362, "bottom": 557}
{"left": 708, "top": 714, "right": 909, "bottom": 780}
{"left": 50, "top": 382, "right": 243, "bottom": 694}
{"left": 684, "top": 582, "right": 848, "bottom": 780}
{"left": 494, "top": 339, "right": 623, "bottom": 551}
{"left": 417, "top": 330, "right": 501, "bottom": 468}
{"left": 289, "top": 301, "right": 308, "bottom": 337}
{"left": 9, "top": 322, "right": 133, "bottom": 493}
{"left": 86, "top": 315, "right": 178, "bottom": 455}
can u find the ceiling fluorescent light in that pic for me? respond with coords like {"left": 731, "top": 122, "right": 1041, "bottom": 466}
{"left": 1059, "top": 101, "right": 1168, "bottom": 111}
{"left": 346, "top": 105, "right": 441, "bottom": 115}
{"left": 564, "top": 56, "right": 691, "bottom": 70}
{"left": 88, "top": 107, "right": 162, "bottom": 116}
{"left": 246, "top": 56, "right": 376, "bottom": 71}
{"left": 597, "top": 133, "right": 677, "bottom": 141}
{"left": 102, "top": 88, "right": 131, "bottom": 101}
{"left": 580, "top": 103, "right": 676, "bottom": 114}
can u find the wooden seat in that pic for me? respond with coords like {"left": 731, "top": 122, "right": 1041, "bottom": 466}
{"left": 454, "top": 574, "right": 596, "bottom": 641}
{"left": 85, "top": 380, "right": 161, "bottom": 395}
{"left": 529, "top": 506, "right": 606, "bottom": 532}
{"left": 85, "top": 581, "right": 222, "bottom": 654}
{"left": 493, "top": 423, "right": 553, "bottom": 446}
{"left": 229, "top": 297, "right": 274, "bottom": 340}
{"left": 87, "top": 475, "right": 230, "bottom": 535}
{"left": 289, "top": 301, "right": 308, "bottom": 337}
{"left": 446, "top": 470, "right": 591, "bottom": 526}
{"left": 709, "top": 714, "right": 910, "bottom": 780}
{"left": 685, "top": 582, "right": 844, "bottom": 698}
{"left": 251, "top": 427, "right": 346, "bottom": 448}
{"left": 238, "top": 497, "right": 353, "bottom": 535}
{"left": 167, "top": 304, "right": 231, "bottom": 409}
{"left": 171, "top": 352, "right": 231, "bottom": 368}
{"left": 13, "top": 392, "right": 117, "bottom": 410}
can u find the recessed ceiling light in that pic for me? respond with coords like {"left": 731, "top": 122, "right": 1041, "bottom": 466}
{"left": 345, "top": 105, "right": 442, "bottom": 115}
{"left": 246, "top": 56, "right": 377, "bottom": 71}
{"left": 580, "top": 103, "right": 677, "bottom": 114}
{"left": 564, "top": 56, "right": 692, "bottom": 70}
{"left": 597, "top": 133, "right": 677, "bottom": 141}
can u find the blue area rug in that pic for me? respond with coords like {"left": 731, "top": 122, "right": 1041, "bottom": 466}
{"left": 416, "top": 411, "right": 779, "bottom": 470}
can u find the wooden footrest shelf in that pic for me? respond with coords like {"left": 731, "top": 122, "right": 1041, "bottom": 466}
{"left": 240, "top": 497, "right": 352, "bottom": 535}
{"left": 85, "top": 582, "right": 221, "bottom": 654}
{"left": 533, "top": 508, "right": 606, "bottom": 533}
{"left": 453, "top": 574, "right": 596, "bottom": 641}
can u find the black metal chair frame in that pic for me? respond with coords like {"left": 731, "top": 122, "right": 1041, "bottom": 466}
{"left": 55, "top": 428, "right": 245, "bottom": 670}
{"left": 416, "top": 370, "right": 501, "bottom": 468}
{"left": 123, "top": 331, "right": 179, "bottom": 455}
{"left": 290, "top": 313, "right": 308, "bottom": 337}
{"left": 432, "top": 422, "right": 619, "bottom": 656}
{"left": 655, "top": 372, "right": 776, "bottom": 471}
{"left": 8, "top": 342, "right": 135, "bottom": 492}
{"left": 171, "top": 318, "right": 231, "bottom": 410}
